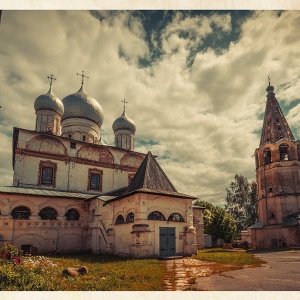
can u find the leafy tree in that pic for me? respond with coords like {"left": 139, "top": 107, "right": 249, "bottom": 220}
{"left": 193, "top": 200, "right": 237, "bottom": 242}
{"left": 225, "top": 174, "right": 258, "bottom": 233}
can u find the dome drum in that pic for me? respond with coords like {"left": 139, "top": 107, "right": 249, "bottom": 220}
{"left": 35, "top": 110, "right": 62, "bottom": 135}
{"left": 61, "top": 118, "right": 100, "bottom": 143}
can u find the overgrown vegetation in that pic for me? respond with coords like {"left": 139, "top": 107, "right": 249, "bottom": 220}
{"left": 0, "top": 253, "right": 165, "bottom": 291}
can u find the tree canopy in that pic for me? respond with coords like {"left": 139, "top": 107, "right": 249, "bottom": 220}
{"left": 225, "top": 174, "right": 258, "bottom": 233}
{"left": 193, "top": 200, "right": 237, "bottom": 242}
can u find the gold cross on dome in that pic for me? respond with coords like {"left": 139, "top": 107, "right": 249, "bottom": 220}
{"left": 76, "top": 70, "right": 89, "bottom": 86}
{"left": 47, "top": 74, "right": 56, "bottom": 86}
{"left": 121, "top": 99, "right": 128, "bottom": 110}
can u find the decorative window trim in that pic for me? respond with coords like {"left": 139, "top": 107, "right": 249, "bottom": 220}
{"left": 38, "top": 161, "right": 57, "bottom": 187}
{"left": 87, "top": 169, "right": 103, "bottom": 191}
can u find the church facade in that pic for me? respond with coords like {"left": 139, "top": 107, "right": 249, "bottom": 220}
{"left": 242, "top": 83, "right": 300, "bottom": 249}
{"left": 0, "top": 75, "right": 204, "bottom": 257}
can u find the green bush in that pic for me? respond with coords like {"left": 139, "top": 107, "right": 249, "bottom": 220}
{"left": 0, "top": 243, "right": 19, "bottom": 257}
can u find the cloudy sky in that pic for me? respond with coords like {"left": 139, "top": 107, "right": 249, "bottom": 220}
{"left": 1, "top": 10, "right": 300, "bottom": 206}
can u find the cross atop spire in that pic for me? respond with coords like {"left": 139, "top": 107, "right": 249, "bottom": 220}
{"left": 47, "top": 74, "right": 56, "bottom": 87}
{"left": 121, "top": 99, "right": 128, "bottom": 111}
{"left": 76, "top": 70, "right": 89, "bottom": 87}
{"left": 268, "top": 76, "right": 271, "bottom": 86}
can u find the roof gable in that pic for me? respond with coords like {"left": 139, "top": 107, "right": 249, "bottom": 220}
{"left": 126, "top": 151, "right": 177, "bottom": 193}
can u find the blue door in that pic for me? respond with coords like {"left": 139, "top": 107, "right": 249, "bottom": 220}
{"left": 159, "top": 227, "right": 176, "bottom": 257}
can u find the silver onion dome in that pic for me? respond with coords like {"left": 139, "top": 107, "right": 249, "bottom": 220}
{"left": 34, "top": 87, "right": 64, "bottom": 116}
{"left": 112, "top": 110, "right": 136, "bottom": 133}
{"left": 61, "top": 86, "right": 104, "bottom": 127}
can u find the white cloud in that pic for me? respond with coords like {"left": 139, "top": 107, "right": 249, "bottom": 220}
{"left": 1, "top": 10, "right": 300, "bottom": 206}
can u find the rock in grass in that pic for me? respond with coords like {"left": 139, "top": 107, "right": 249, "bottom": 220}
{"left": 63, "top": 266, "right": 88, "bottom": 276}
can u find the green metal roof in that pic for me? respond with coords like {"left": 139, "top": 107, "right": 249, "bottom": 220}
{"left": 0, "top": 186, "right": 93, "bottom": 199}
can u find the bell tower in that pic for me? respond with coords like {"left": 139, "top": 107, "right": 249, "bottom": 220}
{"left": 252, "top": 81, "right": 300, "bottom": 249}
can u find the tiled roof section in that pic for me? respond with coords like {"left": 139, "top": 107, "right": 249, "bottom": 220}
{"left": 104, "top": 186, "right": 127, "bottom": 197}
{"left": 0, "top": 186, "right": 93, "bottom": 199}
{"left": 126, "top": 151, "right": 177, "bottom": 193}
{"left": 260, "top": 85, "right": 295, "bottom": 147}
{"left": 281, "top": 217, "right": 298, "bottom": 227}
{"left": 250, "top": 221, "right": 264, "bottom": 229}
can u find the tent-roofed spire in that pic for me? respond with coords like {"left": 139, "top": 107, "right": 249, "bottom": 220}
{"left": 259, "top": 83, "right": 294, "bottom": 147}
{"left": 126, "top": 151, "right": 177, "bottom": 193}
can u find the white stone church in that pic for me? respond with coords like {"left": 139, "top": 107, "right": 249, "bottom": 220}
{"left": 0, "top": 74, "right": 204, "bottom": 258}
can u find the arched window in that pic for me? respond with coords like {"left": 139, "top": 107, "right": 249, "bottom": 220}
{"left": 65, "top": 209, "right": 80, "bottom": 221}
{"left": 39, "top": 207, "right": 57, "bottom": 220}
{"left": 148, "top": 211, "right": 166, "bottom": 221}
{"left": 126, "top": 212, "right": 134, "bottom": 223}
{"left": 11, "top": 206, "right": 31, "bottom": 220}
{"left": 263, "top": 148, "right": 272, "bottom": 164}
{"left": 116, "top": 214, "right": 125, "bottom": 224}
{"left": 279, "top": 144, "right": 289, "bottom": 161}
{"left": 168, "top": 213, "right": 184, "bottom": 222}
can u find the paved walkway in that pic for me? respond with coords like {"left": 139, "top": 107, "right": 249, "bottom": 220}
{"left": 163, "top": 250, "right": 300, "bottom": 291}
{"left": 164, "top": 257, "right": 216, "bottom": 290}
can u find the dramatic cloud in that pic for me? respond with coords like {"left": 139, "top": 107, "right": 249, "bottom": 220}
{"left": 0, "top": 10, "right": 299, "bottom": 206}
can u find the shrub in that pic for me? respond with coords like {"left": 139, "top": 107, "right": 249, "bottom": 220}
{"left": 0, "top": 243, "right": 19, "bottom": 258}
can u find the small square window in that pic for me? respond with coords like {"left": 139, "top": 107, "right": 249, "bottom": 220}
{"left": 70, "top": 142, "right": 76, "bottom": 149}
{"left": 90, "top": 173, "right": 100, "bottom": 190}
{"left": 41, "top": 167, "right": 53, "bottom": 184}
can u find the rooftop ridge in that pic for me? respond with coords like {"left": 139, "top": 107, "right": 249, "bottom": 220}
{"left": 126, "top": 151, "right": 177, "bottom": 193}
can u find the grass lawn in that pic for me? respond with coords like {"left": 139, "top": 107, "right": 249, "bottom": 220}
{"left": 195, "top": 248, "right": 264, "bottom": 265}
{"left": 192, "top": 248, "right": 265, "bottom": 275}
{"left": 0, "top": 253, "right": 166, "bottom": 291}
